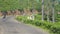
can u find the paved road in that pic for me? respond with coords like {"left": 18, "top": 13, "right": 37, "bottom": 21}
{"left": 0, "top": 16, "right": 49, "bottom": 34}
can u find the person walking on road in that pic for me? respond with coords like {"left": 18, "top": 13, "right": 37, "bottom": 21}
{"left": 2, "top": 11, "right": 7, "bottom": 19}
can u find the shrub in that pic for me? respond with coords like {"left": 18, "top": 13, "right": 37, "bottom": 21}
{"left": 16, "top": 15, "right": 60, "bottom": 34}
{"left": 50, "top": 23, "right": 60, "bottom": 34}
{"left": 43, "top": 22, "right": 52, "bottom": 29}
{"left": 35, "top": 20, "right": 42, "bottom": 26}
{"left": 35, "top": 14, "right": 42, "bottom": 20}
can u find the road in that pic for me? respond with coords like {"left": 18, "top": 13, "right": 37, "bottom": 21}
{"left": 0, "top": 16, "right": 49, "bottom": 34}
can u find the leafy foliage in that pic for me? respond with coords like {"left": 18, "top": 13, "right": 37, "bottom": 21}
{"left": 16, "top": 15, "right": 60, "bottom": 34}
{"left": 0, "top": 0, "right": 42, "bottom": 11}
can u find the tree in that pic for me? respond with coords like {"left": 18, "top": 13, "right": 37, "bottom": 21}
{"left": 51, "top": 0, "right": 55, "bottom": 23}
{"left": 46, "top": 0, "right": 50, "bottom": 22}
{"left": 42, "top": 0, "right": 44, "bottom": 21}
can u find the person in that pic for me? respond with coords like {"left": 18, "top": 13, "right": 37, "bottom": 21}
{"left": 2, "top": 11, "right": 7, "bottom": 19}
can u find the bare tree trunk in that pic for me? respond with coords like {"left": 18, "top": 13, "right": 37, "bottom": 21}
{"left": 47, "top": 10, "right": 49, "bottom": 22}
{"left": 52, "top": 7, "right": 55, "bottom": 23}
{"left": 52, "top": 0, "right": 55, "bottom": 23}
{"left": 47, "top": 0, "right": 50, "bottom": 22}
{"left": 42, "top": 0, "right": 44, "bottom": 21}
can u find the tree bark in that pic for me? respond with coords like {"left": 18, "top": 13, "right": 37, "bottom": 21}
{"left": 42, "top": 0, "right": 44, "bottom": 21}
{"left": 52, "top": 7, "right": 55, "bottom": 23}
{"left": 52, "top": 0, "right": 55, "bottom": 23}
{"left": 47, "top": 0, "right": 50, "bottom": 22}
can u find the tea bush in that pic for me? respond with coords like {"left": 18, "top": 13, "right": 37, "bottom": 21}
{"left": 16, "top": 15, "right": 60, "bottom": 34}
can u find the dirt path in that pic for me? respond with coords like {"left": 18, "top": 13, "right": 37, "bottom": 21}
{"left": 0, "top": 16, "right": 49, "bottom": 34}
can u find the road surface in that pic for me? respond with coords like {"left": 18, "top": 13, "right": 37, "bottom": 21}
{"left": 0, "top": 16, "right": 49, "bottom": 34}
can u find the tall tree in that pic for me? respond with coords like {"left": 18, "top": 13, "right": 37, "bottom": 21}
{"left": 52, "top": 0, "right": 55, "bottom": 23}
{"left": 46, "top": 0, "right": 50, "bottom": 22}
{"left": 42, "top": 0, "right": 44, "bottom": 21}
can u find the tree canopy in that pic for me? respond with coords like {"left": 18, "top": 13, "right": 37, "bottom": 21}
{"left": 0, "top": 0, "right": 60, "bottom": 11}
{"left": 0, "top": 0, "right": 41, "bottom": 11}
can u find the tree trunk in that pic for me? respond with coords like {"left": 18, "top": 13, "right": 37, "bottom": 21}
{"left": 52, "top": 0, "right": 55, "bottom": 23}
{"left": 47, "top": 0, "right": 50, "bottom": 22}
{"left": 52, "top": 7, "right": 55, "bottom": 23}
{"left": 42, "top": 0, "right": 44, "bottom": 21}
{"left": 47, "top": 10, "right": 49, "bottom": 22}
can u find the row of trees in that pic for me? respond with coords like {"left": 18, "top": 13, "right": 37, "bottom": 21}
{"left": 42, "top": 0, "right": 60, "bottom": 23}
{"left": 0, "top": 0, "right": 60, "bottom": 23}
{"left": 0, "top": 0, "right": 41, "bottom": 10}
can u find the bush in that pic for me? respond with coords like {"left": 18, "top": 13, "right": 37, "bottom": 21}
{"left": 44, "top": 22, "right": 52, "bottom": 29}
{"left": 16, "top": 16, "right": 22, "bottom": 21}
{"left": 50, "top": 26, "right": 60, "bottom": 34}
{"left": 35, "top": 20, "right": 42, "bottom": 26}
{"left": 35, "top": 14, "right": 42, "bottom": 20}
{"left": 16, "top": 15, "right": 60, "bottom": 34}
